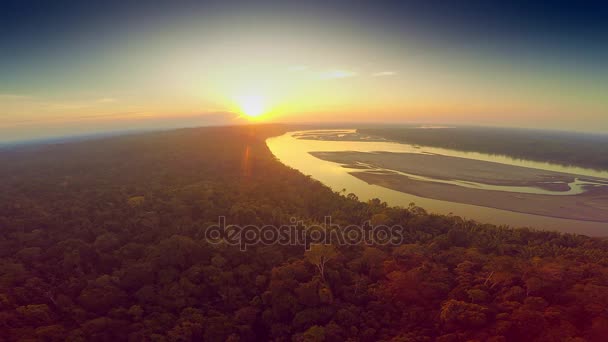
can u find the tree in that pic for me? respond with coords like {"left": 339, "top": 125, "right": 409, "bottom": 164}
{"left": 440, "top": 300, "right": 488, "bottom": 330}
{"left": 305, "top": 244, "right": 338, "bottom": 282}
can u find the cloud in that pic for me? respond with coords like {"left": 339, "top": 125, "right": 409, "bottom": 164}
{"left": 371, "top": 71, "right": 396, "bottom": 77}
{"left": 287, "top": 65, "right": 308, "bottom": 72}
{"left": 48, "top": 97, "right": 117, "bottom": 109}
{"left": 319, "top": 70, "right": 358, "bottom": 80}
{"left": 97, "top": 97, "right": 117, "bottom": 103}
{"left": 0, "top": 93, "right": 30, "bottom": 100}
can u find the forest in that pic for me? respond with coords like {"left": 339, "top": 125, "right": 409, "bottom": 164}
{"left": 358, "top": 127, "right": 608, "bottom": 170}
{"left": 1, "top": 125, "right": 608, "bottom": 341}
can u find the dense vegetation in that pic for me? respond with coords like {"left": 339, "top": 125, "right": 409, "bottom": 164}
{"left": 1, "top": 125, "right": 608, "bottom": 341}
{"left": 359, "top": 127, "right": 608, "bottom": 170}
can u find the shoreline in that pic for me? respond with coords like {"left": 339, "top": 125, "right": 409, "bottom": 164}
{"left": 351, "top": 171, "right": 608, "bottom": 223}
{"left": 309, "top": 150, "right": 608, "bottom": 222}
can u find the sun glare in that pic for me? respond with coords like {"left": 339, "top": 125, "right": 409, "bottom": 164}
{"left": 236, "top": 95, "right": 266, "bottom": 118}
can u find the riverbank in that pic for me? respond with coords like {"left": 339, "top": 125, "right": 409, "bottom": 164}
{"left": 311, "top": 151, "right": 608, "bottom": 222}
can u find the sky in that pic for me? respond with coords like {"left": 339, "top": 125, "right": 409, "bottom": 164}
{"left": 1, "top": 0, "right": 608, "bottom": 142}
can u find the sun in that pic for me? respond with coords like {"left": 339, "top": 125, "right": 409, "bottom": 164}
{"left": 235, "top": 95, "right": 266, "bottom": 118}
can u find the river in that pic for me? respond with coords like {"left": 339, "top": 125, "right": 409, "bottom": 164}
{"left": 267, "top": 129, "right": 608, "bottom": 236}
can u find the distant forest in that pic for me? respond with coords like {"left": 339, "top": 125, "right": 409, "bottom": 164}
{"left": 359, "top": 127, "right": 608, "bottom": 171}
{"left": 1, "top": 125, "right": 608, "bottom": 341}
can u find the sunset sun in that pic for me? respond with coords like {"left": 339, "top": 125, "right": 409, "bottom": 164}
{"left": 236, "top": 95, "right": 267, "bottom": 119}
{"left": 4, "top": 2, "right": 608, "bottom": 340}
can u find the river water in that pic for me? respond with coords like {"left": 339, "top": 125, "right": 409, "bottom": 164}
{"left": 267, "top": 130, "right": 608, "bottom": 236}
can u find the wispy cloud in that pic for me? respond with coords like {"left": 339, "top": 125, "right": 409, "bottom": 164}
{"left": 0, "top": 93, "right": 30, "bottom": 100}
{"left": 97, "top": 97, "right": 117, "bottom": 103}
{"left": 0, "top": 111, "right": 150, "bottom": 127}
{"left": 320, "top": 70, "right": 358, "bottom": 80}
{"left": 371, "top": 71, "right": 396, "bottom": 77}
{"left": 288, "top": 65, "right": 308, "bottom": 72}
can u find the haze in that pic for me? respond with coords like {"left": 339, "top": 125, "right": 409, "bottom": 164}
{"left": 1, "top": 1, "right": 607, "bottom": 142}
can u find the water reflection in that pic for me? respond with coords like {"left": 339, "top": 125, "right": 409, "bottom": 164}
{"left": 267, "top": 130, "right": 608, "bottom": 236}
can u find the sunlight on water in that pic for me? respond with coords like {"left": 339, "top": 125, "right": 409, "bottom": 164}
{"left": 267, "top": 130, "right": 608, "bottom": 236}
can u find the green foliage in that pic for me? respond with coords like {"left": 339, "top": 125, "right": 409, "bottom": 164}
{"left": 0, "top": 125, "right": 608, "bottom": 341}
{"left": 359, "top": 126, "right": 608, "bottom": 170}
